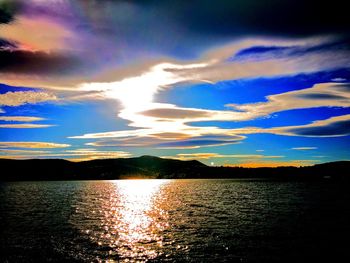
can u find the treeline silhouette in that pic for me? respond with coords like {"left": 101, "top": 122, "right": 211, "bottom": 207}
{"left": 0, "top": 155, "right": 349, "bottom": 181}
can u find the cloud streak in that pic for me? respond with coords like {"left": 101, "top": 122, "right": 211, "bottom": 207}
{"left": 0, "top": 149, "right": 132, "bottom": 161}
{"left": 227, "top": 83, "right": 350, "bottom": 119}
{"left": 292, "top": 147, "right": 318, "bottom": 150}
{"left": 0, "top": 116, "right": 45, "bottom": 122}
{"left": 231, "top": 114, "right": 350, "bottom": 137}
{"left": 0, "top": 142, "right": 70, "bottom": 148}
{"left": 71, "top": 82, "right": 350, "bottom": 148}
{"left": 227, "top": 160, "right": 319, "bottom": 168}
{"left": 0, "top": 115, "right": 52, "bottom": 129}
{"left": 0, "top": 91, "right": 57, "bottom": 106}
{"left": 0, "top": 123, "right": 53, "bottom": 128}
{"left": 162, "top": 153, "right": 284, "bottom": 161}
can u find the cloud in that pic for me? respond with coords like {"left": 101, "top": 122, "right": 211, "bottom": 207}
{"left": 156, "top": 138, "right": 242, "bottom": 149}
{"left": 159, "top": 38, "right": 350, "bottom": 87}
{"left": 0, "top": 115, "right": 52, "bottom": 128}
{"left": 2, "top": 1, "right": 350, "bottom": 154}
{"left": 156, "top": 0, "right": 350, "bottom": 36}
{"left": 0, "top": 0, "right": 19, "bottom": 24}
{"left": 227, "top": 160, "right": 319, "bottom": 168}
{"left": 275, "top": 114, "right": 350, "bottom": 137}
{"left": 73, "top": 43, "right": 349, "bottom": 141}
{"left": 136, "top": 104, "right": 249, "bottom": 122}
{"left": 71, "top": 81, "right": 350, "bottom": 148}
{"left": 0, "top": 149, "right": 132, "bottom": 161}
{"left": 162, "top": 153, "right": 284, "bottom": 161}
{"left": 140, "top": 108, "right": 212, "bottom": 119}
{"left": 70, "top": 118, "right": 245, "bottom": 140}
{"left": 0, "top": 38, "right": 17, "bottom": 51}
{"left": 0, "top": 49, "right": 82, "bottom": 75}
{"left": 291, "top": 147, "right": 318, "bottom": 150}
{"left": 84, "top": 134, "right": 245, "bottom": 149}
{"left": 0, "top": 123, "right": 53, "bottom": 128}
{"left": 231, "top": 114, "right": 350, "bottom": 137}
{"left": 62, "top": 149, "right": 132, "bottom": 161}
{"left": 1, "top": 0, "right": 349, "bottom": 92}
{"left": 226, "top": 83, "right": 350, "bottom": 119}
{"left": 85, "top": 137, "right": 163, "bottom": 148}
{"left": 0, "top": 142, "right": 70, "bottom": 148}
{"left": 332, "top": 78, "right": 347, "bottom": 82}
{"left": 0, "top": 15, "right": 75, "bottom": 52}
{"left": 1, "top": 33, "right": 347, "bottom": 90}
{"left": 0, "top": 116, "right": 45, "bottom": 122}
{"left": 0, "top": 149, "right": 50, "bottom": 154}
{"left": 0, "top": 91, "right": 57, "bottom": 106}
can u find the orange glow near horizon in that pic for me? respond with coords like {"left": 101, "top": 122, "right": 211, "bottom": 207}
{"left": 225, "top": 161, "right": 316, "bottom": 168}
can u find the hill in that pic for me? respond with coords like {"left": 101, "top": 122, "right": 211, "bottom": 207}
{"left": 0, "top": 156, "right": 349, "bottom": 181}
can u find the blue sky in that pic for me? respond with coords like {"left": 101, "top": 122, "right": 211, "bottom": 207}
{"left": 0, "top": 0, "right": 349, "bottom": 166}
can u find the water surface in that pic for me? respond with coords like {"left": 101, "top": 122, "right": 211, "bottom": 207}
{"left": 1, "top": 179, "right": 349, "bottom": 262}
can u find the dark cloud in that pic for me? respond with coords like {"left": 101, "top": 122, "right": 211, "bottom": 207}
{"left": 159, "top": 0, "right": 350, "bottom": 37}
{"left": 140, "top": 108, "right": 212, "bottom": 119}
{"left": 0, "top": 50, "right": 82, "bottom": 75}
{"left": 296, "top": 93, "right": 347, "bottom": 100}
{"left": 2, "top": 0, "right": 350, "bottom": 85}
{"left": 83, "top": 1, "right": 350, "bottom": 37}
{"left": 0, "top": 0, "right": 19, "bottom": 24}
{"left": 232, "top": 39, "right": 350, "bottom": 63}
{"left": 337, "top": 84, "right": 350, "bottom": 91}
{"left": 286, "top": 119, "right": 350, "bottom": 137}
{"left": 0, "top": 38, "right": 17, "bottom": 50}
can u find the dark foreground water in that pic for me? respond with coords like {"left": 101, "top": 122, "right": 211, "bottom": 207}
{"left": 1, "top": 179, "right": 350, "bottom": 262}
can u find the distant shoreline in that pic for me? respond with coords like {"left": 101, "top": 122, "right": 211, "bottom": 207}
{"left": 1, "top": 156, "right": 349, "bottom": 181}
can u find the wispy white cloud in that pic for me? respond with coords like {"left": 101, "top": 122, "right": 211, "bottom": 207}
{"left": 67, "top": 37, "right": 348, "bottom": 150}
{"left": 0, "top": 124, "right": 54, "bottom": 128}
{"left": 0, "top": 116, "right": 46, "bottom": 122}
{"left": 0, "top": 149, "right": 132, "bottom": 161}
{"left": 292, "top": 147, "right": 318, "bottom": 150}
{"left": 0, "top": 115, "right": 53, "bottom": 129}
{"left": 331, "top": 78, "right": 347, "bottom": 82}
{"left": 84, "top": 134, "right": 245, "bottom": 149}
{"left": 71, "top": 81, "right": 350, "bottom": 148}
{"left": 1, "top": 34, "right": 347, "bottom": 149}
{"left": 0, "top": 142, "right": 70, "bottom": 148}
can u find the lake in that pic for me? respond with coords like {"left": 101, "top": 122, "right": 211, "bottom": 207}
{"left": 1, "top": 179, "right": 349, "bottom": 262}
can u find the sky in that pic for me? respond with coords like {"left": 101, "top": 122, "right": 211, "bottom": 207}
{"left": 0, "top": 0, "right": 349, "bottom": 167}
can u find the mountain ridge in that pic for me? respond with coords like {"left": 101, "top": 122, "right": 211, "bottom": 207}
{"left": 0, "top": 156, "right": 349, "bottom": 181}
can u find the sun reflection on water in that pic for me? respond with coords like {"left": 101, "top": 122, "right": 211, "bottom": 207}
{"left": 74, "top": 179, "right": 170, "bottom": 262}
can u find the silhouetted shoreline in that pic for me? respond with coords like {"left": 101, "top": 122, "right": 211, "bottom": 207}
{"left": 1, "top": 155, "right": 349, "bottom": 181}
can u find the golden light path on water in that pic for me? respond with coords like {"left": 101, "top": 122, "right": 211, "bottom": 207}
{"left": 73, "top": 179, "right": 171, "bottom": 262}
